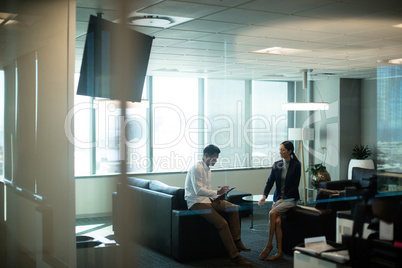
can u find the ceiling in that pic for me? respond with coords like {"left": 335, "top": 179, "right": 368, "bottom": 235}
{"left": 2, "top": 0, "right": 402, "bottom": 82}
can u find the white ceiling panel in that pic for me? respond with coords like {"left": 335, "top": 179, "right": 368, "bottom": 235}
{"left": 173, "top": 0, "right": 252, "bottom": 7}
{"left": 172, "top": 19, "right": 244, "bottom": 33}
{"left": 138, "top": 0, "right": 226, "bottom": 18}
{"left": 344, "top": 11, "right": 402, "bottom": 28}
{"left": 296, "top": 2, "right": 387, "bottom": 20}
{"left": 67, "top": 0, "right": 402, "bottom": 79}
{"left": 151, "top": 38, "right": 185, "bottom": 47}
{"left": 152, "top": 28, "right": 212, "bottom": 40}
{"left": 202, "top": 8, "right": 283, "bottom": 25}
{"left": 237, "top": 0, "right": 336, "bottom": 15}
{"left": 351, "top": 27, "right": 402, "bottom": 39}
{"left": 342, "top": 0, "right": 402, "bottom": 11}
{"left": 312, "top": 35, "right": 375, "bottom": 45}
{"left": 350, "top": 39, "right": 402, "bottom": 49}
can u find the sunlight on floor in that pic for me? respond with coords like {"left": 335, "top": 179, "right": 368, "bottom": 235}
{"left": 84, "top": 225, "right": 114, "bottom": 237}
{"left": 75, "top": 224, "right": 103, "bottom": 234}
{"left": 76, "top": 224, "right": 114, "bottom": 238}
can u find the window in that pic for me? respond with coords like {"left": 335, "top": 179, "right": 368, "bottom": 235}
{"left": 73, "top": 75, "right": 288, "bottom": 175}
{"left": 126, "top": 102, "right": 149, "bottom": 173}
{"left": 152, "top": 76, "right": 199, "bottom": 172}
{"left": 252, "top": 81, "right": 288, "bottom": 167}
{"left": 73, "top": 94, "right": 93, "bottom": 176}
{"left": 205, "top": 79, "right": 246, "bottom": 168}
{"left": 0, "top": 71, "right": 4, "bottom": 177}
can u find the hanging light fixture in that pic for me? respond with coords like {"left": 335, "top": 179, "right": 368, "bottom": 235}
{"left": 282, "top": 70, "right": 329, "bottom": 111}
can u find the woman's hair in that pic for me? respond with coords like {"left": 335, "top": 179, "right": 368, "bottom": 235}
{"left": 281, "top": 140, "right": 299, "bottom": 162}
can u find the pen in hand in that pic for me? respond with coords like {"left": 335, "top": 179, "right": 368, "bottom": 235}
{"left": 217, "top": 185, "right": 230, "bottom": 194}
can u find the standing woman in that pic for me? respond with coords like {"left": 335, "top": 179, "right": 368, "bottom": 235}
{"left": 258, "top": 141, "right": 301, "bottom": 261}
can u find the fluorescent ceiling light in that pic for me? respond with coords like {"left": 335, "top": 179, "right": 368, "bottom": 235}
{"left": 251, "top": 47, "right": 305, "bottom": 55}
{"left": 252, "top": 47, "right": 283, "bottom": 54}
{"left": 388, "top": 58, "right": 402, "bottom": 64}
{"left": 392, "top": 24, "right": 402, "bottom": 28}
{"left": 282, "top": 102, "right": 329, "bottom": 111}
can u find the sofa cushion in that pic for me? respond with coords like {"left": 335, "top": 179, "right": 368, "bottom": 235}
{"left": 149, "top": 180, "right": 187, "bottom": 210}
{"left": 127, "top": 177, "right": 151, "bottom": 188}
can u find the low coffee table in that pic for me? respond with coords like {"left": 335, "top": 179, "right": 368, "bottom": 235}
{"left": 242, "top": 194, "right": 273, "bottom": 230}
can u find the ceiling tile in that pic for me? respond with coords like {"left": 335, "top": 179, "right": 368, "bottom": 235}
{"left": 172, "top": 0, "right": 250, "bottom": 7}
{"left": 342, "top": 0, "right": 402, "bottom": 11}
{"left": 138, "top": 0, "right": 226, "bottom": 18}
{"left": 238, "top": 0, "right": 336, "bottom": 15}
{"left": 202, "top": 8, "right": 283, "bottom": 25}
{"left": 172, "top": 19, "right": 245, "bottom": 32}
{"left": 152, "top": 28, "right": 212, "bottom": 40}
{"left": 72, "top": 0, "right": 402, "bottom": 81}
{"left": 297, "top": 2, "right": 387, "bottom": 20}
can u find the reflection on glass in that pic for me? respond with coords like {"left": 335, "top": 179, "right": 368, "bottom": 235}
{"left": 377, "top": 66, "right": 402, "bottom": 172}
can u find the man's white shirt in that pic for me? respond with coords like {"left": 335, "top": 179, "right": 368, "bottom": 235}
{"left": 185, "top": 160, "right": 218, "bottom": 209}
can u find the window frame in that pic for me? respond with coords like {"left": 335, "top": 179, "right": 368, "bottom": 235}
{"left": 73, "top": 75, "right": 289, "bottom": 176}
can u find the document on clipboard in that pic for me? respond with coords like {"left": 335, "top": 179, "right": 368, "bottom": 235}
{"left": 211, "top": 187, "right": 236, "bottom": 202}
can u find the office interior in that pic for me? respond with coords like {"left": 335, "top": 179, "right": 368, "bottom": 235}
{"left": 0, "top": 0, "right": 401, "bottom": 267}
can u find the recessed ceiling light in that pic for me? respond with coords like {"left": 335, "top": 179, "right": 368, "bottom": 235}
{"left": 388, "top": 58, "right": 402, "bottom": 64}
{"left": 123, "top": 12, "right": 193, "bottom": 28}
{"left": 129, "top": 16, "right": 172, "bottom": 27}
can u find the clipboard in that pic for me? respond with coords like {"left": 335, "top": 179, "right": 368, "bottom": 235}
{"left": 211, "top": 187, "right": 236, "bottom": 202}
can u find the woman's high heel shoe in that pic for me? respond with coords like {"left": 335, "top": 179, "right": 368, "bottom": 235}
{"left": 267, "top": 252, "right": 283, "bottom": 261}
{"left": 259, "top": 245, "right": 273, "bottom": 260}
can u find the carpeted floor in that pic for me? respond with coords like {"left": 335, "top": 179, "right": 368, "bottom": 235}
{"left": 76, "top": 204, "right": 294, "bottom": 267}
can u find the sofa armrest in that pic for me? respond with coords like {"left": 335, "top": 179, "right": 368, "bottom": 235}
{"left": 352, "top": 167, "right": 378, "bottom": 187}
{"left": 319, "top": 180, "right": 354, "bottom": 190}
{"left": 114, "top": 185, "right": 174, "bottom": 256}
{"left": 282, "top": 206, "right": 336, "bottom": 254}
{"left": 171, "top": 209, "right": 227, "bottom": 261}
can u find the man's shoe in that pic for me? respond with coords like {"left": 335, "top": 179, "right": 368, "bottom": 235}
{"left": 231, "top": 255, "right": 253, "bottom": 267}
{"left": 235, "top": 240, "right": 251, "bottom": 252}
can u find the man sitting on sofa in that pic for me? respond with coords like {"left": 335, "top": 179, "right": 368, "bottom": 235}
{"left": 185, "top": 144, "right": 252, "bottom": 267}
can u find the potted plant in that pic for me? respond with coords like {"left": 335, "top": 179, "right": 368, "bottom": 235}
{"left": 306, "top": 163, "right": 331, "bottom": 189}
{"left": 347, "top": 144, "right": 375, "bottom": 180}
{"left": 306, "top": 147, "right": 331, "bottom": 189}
